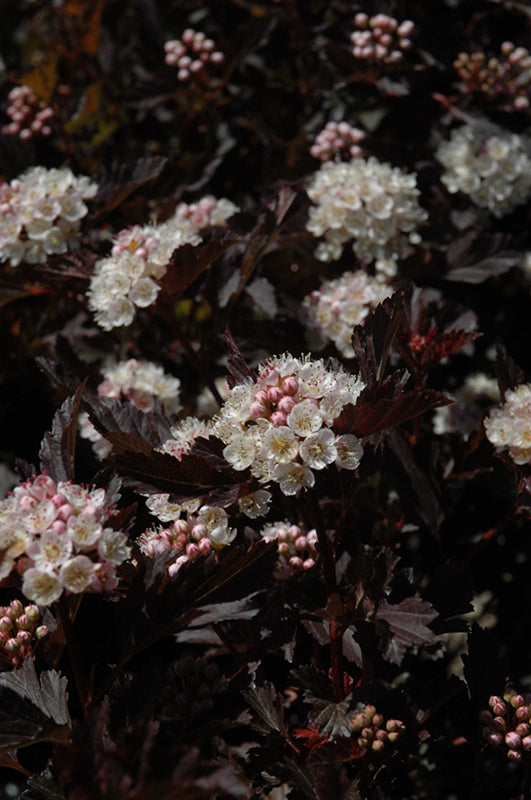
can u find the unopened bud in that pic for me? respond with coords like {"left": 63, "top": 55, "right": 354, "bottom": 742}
{"left": 505, "top": 731, "right": 521, "bottom": 749}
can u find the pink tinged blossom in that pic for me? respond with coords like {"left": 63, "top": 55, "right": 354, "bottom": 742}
{"left": 300, "top": 429, "right": 338, "bottom": 469}
{"left": 26, "top": 530, "right": 73, "bottom": 569}
{"left": 22, "top": 568, "right": 63, "bottom": 606}
{"left": 59, "top": 556, "right": 95, "bottom": 594}
{"left": 23, "top": 500, "right": 57, "bottom": 533}
{"left": 66, "top": 514, "right": 103, "bottom": 549}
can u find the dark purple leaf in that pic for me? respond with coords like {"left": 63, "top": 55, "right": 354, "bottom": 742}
{"left": 494, "top": 343, "right": 525, "bottom": 398}
{"left": 223, "top": 327, "right": 257, "bottom": 388}
{"left": 388, "top": 429, "right": 443, "bottom": 533}
{"left": 162, "top": 233, "right": 239, "bottom": 296}
{"left": 94, "top": 155, "right": 168, "bottom": 214}
{"left": 88, "top": 395, "right": 172, "bottom": 447}
{"left": 334, "top": 389, "right": 450, "bottom": 438}
{"left": 351, "top": 291, "right": 403, "bottom": 384}
{"left": 39, "top": 380, "right": 88, "bottom": 482}
{"left": 376, "top": 596, "right": 438, "bottom": 665}
{"left": 242, "top": 682, "right": 289, "bottom": 737}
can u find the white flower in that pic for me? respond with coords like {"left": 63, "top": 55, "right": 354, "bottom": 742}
{"left": 22, "top": 568, "right": 63, "bottom": 605}
{"left": 207, "top": 525, "right": 237, "bottom": 550}
{"left": 262, "top": 426, "right": 300, "bottom": 463}
{"left": 335, "top": 434, "right": 364, "bottom": 469}
{"left": 300, "top": 429, "right": 338, "bottom": 469}
{"left": 274, "top": 463, "right": 315, "bottom": 496}
{"left": 59, "top": 556, "right": 95, "bottom": 593}
{"left": 97, "top": 529, "right": 131, "bottom": 565}
{"left": 223, "top": 435, "right": 256, "bottom": 470}
{"left": 238, "top": 490, "right": 272, "bottom": 519}
{"left": 286, "top": 401, "right": 323, "bottom": 437}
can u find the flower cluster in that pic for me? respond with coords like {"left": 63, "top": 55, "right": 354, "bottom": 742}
{"left": 0, "top": 474, "right": 131, "bottom": 606}
{"left": 138, "top": 504, "right": 236, "bottom": 576}
{"left": 454, "top": 42, "right": 531, "bottom": 112}
{"left": 164, "top": 29, "right": 224, "bottom": 84}
{"left": 87, "top": 217, "right": 200, "bottom": 330}
{"left": 79, "top": 358, "right": 182, "bottom": 458}
{"left": 436, "top": 121, "right": 531, "bottom": 218}
{"left": 305, "top": 157, "right": 427, "bottom": 263}
{"left": 350, "top": 704, "right": 405, "bottom": 755}
{"left": 0, "top": 166, "right": 98, "bottom": 267}
{"left": 0, "top": 599, "right": 48, "bottom": 667}
{"left": 309, "top": 122, "right": 365, "bottom": 162}
{"left": 173, "top": 195, "right": 239, "bottom": 230}
{"left": 2, "top": 84, "right": 54, "bottom": 139}
{"left": 350, "top": 13, "right": 414, "bottom": 65}
{"left": 481, "top": 691, "right": 531, "bottom": 762}
{"left": 214, "top": 355, "right": 365, "bottom": 496}
{"left": 484, "top": 383, "right": 531, "bottom": 465}
{"left": 433, "top": 372, "right": 499, "bottom": 438}
{"left": 260, "top": 521, "right": 318, "bottom": 579}
{"left": 303, "top": 269, "right": 394, "bottom": 358}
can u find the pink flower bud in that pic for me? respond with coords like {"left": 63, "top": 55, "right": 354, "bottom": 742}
{"left": 269, "top": 411, "right": 287, "bottom": 426}
{"left": 199, "top": 538, "right": 212, "bottom": 555}
{"left": 493, "top": 716, "right": 507, "bottom": 732}
{"left": 278, "top": 396, "right": 296, "bottom": 414}
{"left": 0, "top": 617, "right": 12, "bottom": 633}
{"left": 282, "top": 376, "right": 298, "bottom": 396}
{"left": 507, "top": 749, "right": 522, "bottom": 762}
{"left": 16, "top": 630, "right": 31, "bottom": 645}
{"left": 5, "top": 638, "right": 19, "bottom": 654}
{"left": 510, "top": 694, "right": 525, "bottom": 709}
{"left": 516, "top": 723, "right": 530, "bottom": 737}
{"left": 522, "top": 735, "right": 531, "bottom": 751}
{"left": 17, "top": 614, "right": 31, "bottom": 631}
{"left": 268, "top": 386, "right": 284, "bottom": 404}
{"left": 250, "top": 401, "right": 268, "bottom": 419}
{"left": 516, "top": 706, "right": 531, "bottom": 722}
{"left": 35, "top": 626, "right": 48, "bottom": 639}
{"left": 372, "top": 739, "right": 385, "bottom": 752}
{"left": 505, "top": 731, "right": 521, "bottom": 749}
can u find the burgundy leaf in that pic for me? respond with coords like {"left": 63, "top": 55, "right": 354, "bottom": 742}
{"left": 351, "top": 292, "right": 403, "bottom": 385}
{"left": 242, "top": 682, "right": 289, "bottom": 737}
{"left": 376, "top": 596, "right": 438, "bottom": 665}
{"left": 107, "top": 432, "right": 245, "bottom": 501}
{"left": 39, "top": 380, "right": 88, "bottom": 482}
{"left": 162, "top": 233, "right": 239, "bottom": 296}
{"left": 94, "top": 155, "right": 168, "bottom": 215}
{"left": 334, "top": 389, "right": 450, "bottom": 438}
{"left": 223, "top": 327, "right": 257, "bottom": 388}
